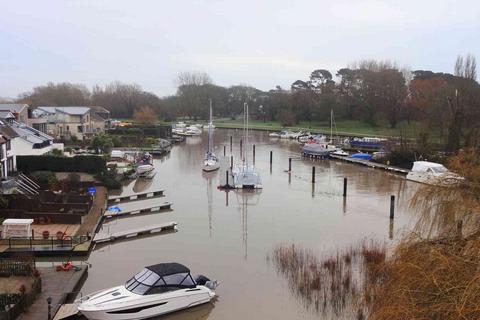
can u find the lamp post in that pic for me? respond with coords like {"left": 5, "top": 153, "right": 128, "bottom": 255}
{"left": 47, "top": 296, "right": 52, "bottom": 320}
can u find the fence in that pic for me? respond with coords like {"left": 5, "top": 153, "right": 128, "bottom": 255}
{"left": 0, "top": 277, "right": 41, "bottom": 320}
{"left": 0, "top": 236, "right": 89, "bottom": 253}
{"left": 0, "top": 259, "right": 33, "bottom": 277}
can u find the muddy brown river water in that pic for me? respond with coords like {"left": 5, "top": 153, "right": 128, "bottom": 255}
{"left": 81, "top": 129, "right": 418, "bottom": 319}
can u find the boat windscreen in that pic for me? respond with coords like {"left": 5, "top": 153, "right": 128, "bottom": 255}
{"left": 431, "top": 166, "right": 448, "bottom": 173}
{"left": 125, "top": 269, "right": 196, "bottom": 295}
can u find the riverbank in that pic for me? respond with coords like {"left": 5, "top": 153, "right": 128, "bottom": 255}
{"left": 154, "top": 118, "right": 437, "bottom": 140}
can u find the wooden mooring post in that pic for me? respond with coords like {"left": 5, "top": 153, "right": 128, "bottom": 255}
{"left": 269, "top": 151, "right": 273, "bottom": 166}
{"left": 343, "top": 178, "right": 347, "bottom": 197}
{"left": 226, "top": 170, "right": 229, "bottom": 187}
{"left": 240, "top": 139, "right": 243, "bottom": 157}
{"left": 230, "top": 155, "right": 233, "bottom": 169}
{"left": 288, "top": 158, "right": 292, "bottom": 172}
{"left": 390, "top": 195, "right": 395, "bottom": 219}
{"left": 223, "top": 145, "right": 226, "bottom": 156}
{"left": 312, "top": 166, "right": 315, "bottom": 183}
{"left": 230, "top": 136, "right": 233, "bottom": 152}
{"left": 253, "top": 145, "right": 256, "bottom": 162}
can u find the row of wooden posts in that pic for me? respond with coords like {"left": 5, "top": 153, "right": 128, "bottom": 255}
{"left": 224, "top": 136, "right": 396, "bottom": 220}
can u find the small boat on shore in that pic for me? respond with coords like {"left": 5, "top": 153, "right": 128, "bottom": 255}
{"left": 77, "top": 263, "right": 218, "bottom": 320}
{"left": 406, "top": 161, "right": 462, "bottom": 185}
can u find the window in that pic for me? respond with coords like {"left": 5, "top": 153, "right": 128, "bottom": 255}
{"left": 66, "top": 125, "right": 70, "bottom": 132}
{"left": 78, "top": 126, "right": 83, "bottom": 133}
{"left": 6, "top": 141, "right": 10, "bottom": 151}
{"left": 7, "top": 157, "right": 14, "bottom": 173}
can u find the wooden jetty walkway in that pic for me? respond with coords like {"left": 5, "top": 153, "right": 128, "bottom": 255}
{"left": 104, "top": 202, "right": 172, "bottom": 219}
{"left": 330, "top": 154, "right": 410, "bottom": 175}
{"left": 93, "top": 221, "right": 177, "bottom": 244}
{"left": 108, "top": 189, "right": 165, "bottom": 204}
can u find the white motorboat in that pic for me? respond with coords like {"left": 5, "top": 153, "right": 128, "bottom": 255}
{"left": 136, "top": 164, "right": 155, "bottom": 177}
{"left": 185, "top": 126, "right": 202, "bottom": 136}
{"left": 77, "top": 263, "right": 218, "bottom": 320}
{"left": 331, "top": 149, "right": 349, "bottom": 157}
{"left": 232, "top": 103, "right": 262, "bottom": 189}
{"left": 268, "top": 131, "right": 281, "bottom": 138}
{"left": 279, "top": 130, "right": 294, "bottom": 139}
{"left": 202, "top": 100, "right": 220, "bottom": 172}
{"left": 204, "top": 122, "right": 215, "bottom": 129}
{"left": 406, "top": 161, "right": 462, "bottom": 185}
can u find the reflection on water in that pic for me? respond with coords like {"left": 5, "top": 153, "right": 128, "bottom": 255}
{"left": 81, "top": 129, "right": 418, "bottom": 320}
{"left": 133, "top": 177, "right": 154, "bottom": 193}
{"left": 152, "top": 300, "right": 215, "bottom": 320}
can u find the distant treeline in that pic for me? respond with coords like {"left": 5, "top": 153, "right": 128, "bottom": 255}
{"left": 14, "top": 55, "right": 480, "bottom": 152}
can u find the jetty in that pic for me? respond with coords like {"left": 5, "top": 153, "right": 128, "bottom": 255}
{"left": 330, "top": 154, "right": 410, "bottom": 175}
{"left": 104, "top": 202, "right": 172, "bottom": 219}
{"left": 108, "top": 189, "right": 165, "bottom": 204}
{"left": 93, "top": 221, "right": 177, "bottom": 244}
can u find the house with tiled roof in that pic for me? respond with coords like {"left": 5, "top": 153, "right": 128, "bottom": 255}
{"left": 0, "top": 104, "right": 29, "bottom": 124}
{"left": 35, "top": 106, "right": 110, "bottom": 140}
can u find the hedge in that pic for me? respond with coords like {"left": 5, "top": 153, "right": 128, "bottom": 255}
{"left": 17, "top": 155, "right": 106, "bottom": 174}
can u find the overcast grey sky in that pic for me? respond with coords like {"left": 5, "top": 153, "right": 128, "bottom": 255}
{"left": 0, "top": 0, "right": 479, "bottom": 98}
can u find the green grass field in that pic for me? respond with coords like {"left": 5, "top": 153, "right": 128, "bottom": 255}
{"left": 172, "top": 118, "right": 433, "bottom": 139}
{"left": 120, "top": 117, "right": 439, "bottom": 140}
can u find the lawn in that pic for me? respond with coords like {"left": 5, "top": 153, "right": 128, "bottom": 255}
{"left": 210, "top": 118, "right": 433, "bottom": 139}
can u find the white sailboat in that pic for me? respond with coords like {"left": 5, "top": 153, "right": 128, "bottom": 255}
{"left": 202, "top": 100, "right": 220, "bottom": 172}
{"left": 232, "top": 103, "right": 262, "bottom": 189}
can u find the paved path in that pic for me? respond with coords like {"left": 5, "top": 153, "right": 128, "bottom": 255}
{"left": 19, "top": 266, "right": 87, "bottom": 320}
{"left": 75, "top": 186, "right": 107, "bottom": 236}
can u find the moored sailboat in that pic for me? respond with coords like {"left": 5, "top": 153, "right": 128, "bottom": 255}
{"left": 202, "top": 99, "right": 220, "bottom": 172}
{"left": 232, "top": 103, "right": 262, "bottom": 189}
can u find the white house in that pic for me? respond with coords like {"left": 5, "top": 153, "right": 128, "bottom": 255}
{"left": 0, "top": 119, "right": 16, "bottom": 179}
{"left": 0, "top": 118, "right": 58, "bottom": 156}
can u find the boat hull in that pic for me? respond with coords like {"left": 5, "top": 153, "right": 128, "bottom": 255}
{"left": 78, "top": 287, "right": 215, "bottom": 320}
{"left": 202, "top": 163, "right": 220, "bottom": 172}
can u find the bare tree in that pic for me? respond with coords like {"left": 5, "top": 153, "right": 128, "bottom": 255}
{"left": 454, "top": 54, "right": 477, "bottom": 80}
{"left": 176, "top": 72, "right": 212, "bottom": 87}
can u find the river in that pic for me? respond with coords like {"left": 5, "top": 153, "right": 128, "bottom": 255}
{"left": 81, "top": 129, "right": 417, "bottom": 319}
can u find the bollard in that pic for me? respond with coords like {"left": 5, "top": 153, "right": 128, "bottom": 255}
{"left": 253, "top": 145, "right": 256, "bottom": 162}
{"left": 226, "top": 170, "right": 229, "bottom": 187}
{"left": 288, "top": 158, "right": 292, "bottom": 171}
{"left": 312, "top": 166, "right": 315, "bottom": 183}
{"left": 223, "top": 145, "right": 226, "bottom": 156}
{"left": 389, "top": 219, "right": 394, "bottom": 240}
{"left": 390, "top": 195, "right": 395, "bottom": 219}
{"left": 230, "top": 155, "right": 233, "bottom": 169}
{"left": 230, "top": 136, "right": 233, "bottom": 152}
{"left": 343, "top": 178, "right": 347, "bottom": 197}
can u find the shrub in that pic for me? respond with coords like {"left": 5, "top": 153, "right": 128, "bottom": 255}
{"left": 31, "top": 171, "right": 56, "bottom": 184}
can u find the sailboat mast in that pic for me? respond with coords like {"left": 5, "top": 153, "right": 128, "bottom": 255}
{"left": 245, "top": 102, "right": 249, "bottom": 165}
{"left": 330, "top": 109, "right": 333, "bottom": 143}
{"left": 207, "top": 99, "right": 212, "bottom": 155}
